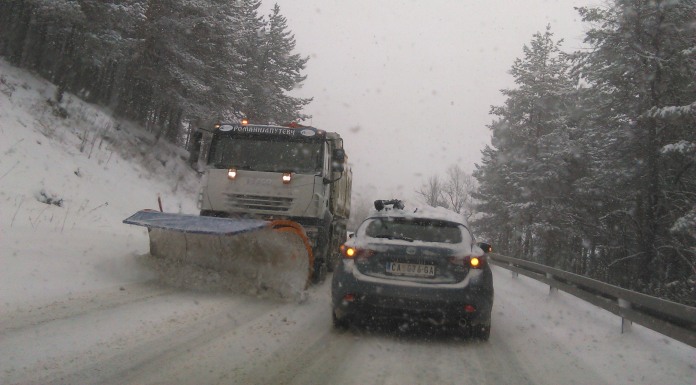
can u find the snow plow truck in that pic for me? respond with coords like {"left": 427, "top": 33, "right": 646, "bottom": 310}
{"left": 124, "top": 121, "right": 352, "bottom": 291}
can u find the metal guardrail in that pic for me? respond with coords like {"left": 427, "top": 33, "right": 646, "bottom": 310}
{"left": 488, "top": 253, "right": 696, "bottom": 348}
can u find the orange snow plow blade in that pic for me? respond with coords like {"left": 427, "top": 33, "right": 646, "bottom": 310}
{"left": 124, "top": 211, "right": 314, "bottom": 295}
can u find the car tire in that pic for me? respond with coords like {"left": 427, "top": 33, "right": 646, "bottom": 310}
{"left": 470, "top": 324, "right": 490, "bottom": 341}
{"left": 332, "top": 309, "right": 349, "bottom": 330}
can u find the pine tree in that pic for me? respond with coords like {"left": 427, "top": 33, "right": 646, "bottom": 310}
{"left": 241, "top": 3, "right": 311, "bottom": 123}
{"left": 473, "top": 26, "right": 578, "bottom": 266}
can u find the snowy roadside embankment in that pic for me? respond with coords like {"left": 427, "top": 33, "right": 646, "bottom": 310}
{"left": 0, "top": 58, "right": 199, "bottom": 310}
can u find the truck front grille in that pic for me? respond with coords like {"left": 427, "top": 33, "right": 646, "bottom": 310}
{"left": 224, "top": 193, "right": 293, "bottom": 212}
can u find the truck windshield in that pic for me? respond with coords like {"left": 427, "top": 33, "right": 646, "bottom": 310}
{"left": 208, "top": 136, "right": 323, "bottom": 174}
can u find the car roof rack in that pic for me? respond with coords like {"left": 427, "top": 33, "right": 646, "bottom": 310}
{"left": 374, "top": 199, "right": 405, "bottom": 211}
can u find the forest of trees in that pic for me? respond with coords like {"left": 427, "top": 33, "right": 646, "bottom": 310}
{"left": 0, "top": 0, "right": 310, "bottom": 146}
{"left": 470, "top": 1, "right": 695, "bottom": 305}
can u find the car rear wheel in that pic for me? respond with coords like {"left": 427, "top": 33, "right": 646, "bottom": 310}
{"left": 470, "top": 324, "right": 490, "bottom": 341}
{"left": 332, "top": 309, "right": 350, "bottom": 330}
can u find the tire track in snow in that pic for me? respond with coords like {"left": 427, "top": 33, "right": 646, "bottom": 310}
{"left": 0, "top": 281, "right": 173, "bottom": 334}
{"left": 36, "top": 295, "right": 281, "bottom": 385}
{"left": 208, "top": 278, "right": 536, "bottom": 385}
{"left": 235, "top": 308, "right": 360, "bottom": 384}
{"left": 65, "top": 279, "right": 339, "bottom": 385}
{"left": 310, "top": 324, "right": 535, "bottom": 385}
{"left": 101, "top": 280, "right": 336, "bottom": 384}
{"left": 2, "top": 291, "right": 243, "bottom": 384}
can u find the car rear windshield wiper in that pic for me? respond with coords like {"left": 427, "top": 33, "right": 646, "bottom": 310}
{"left": 374, "top": 234, "right": 414, "bottom": 242}
{"left": 213, "top": 163, "right": 252, "bottom": 170}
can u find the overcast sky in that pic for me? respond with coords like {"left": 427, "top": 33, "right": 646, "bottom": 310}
{"left": 259, "top": 1, "right": 596, "bottom": 204}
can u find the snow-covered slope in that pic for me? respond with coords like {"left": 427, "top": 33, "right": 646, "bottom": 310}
{"left": 0, "top": 58, "right": 199, "bottom": 308}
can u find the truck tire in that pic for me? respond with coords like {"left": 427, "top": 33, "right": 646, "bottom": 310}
{"left": 326, "top": 233, "right": 339, "bottom": 272}
{"left": 312, "top": 238, "right": 329, "bottom": 283}
{"left": 312, "top": 259, "right": 327, "bottom": 284}
{"left": 326, "top": 225, "right": 345, "bottom": 273}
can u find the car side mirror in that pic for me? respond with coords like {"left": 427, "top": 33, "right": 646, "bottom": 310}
{"left": 478, "top": 242, "right": 492, "bottom": 253}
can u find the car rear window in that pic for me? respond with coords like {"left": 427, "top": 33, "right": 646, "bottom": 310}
{"left": 363, "top": 218, "right": 463, "bottom": 243}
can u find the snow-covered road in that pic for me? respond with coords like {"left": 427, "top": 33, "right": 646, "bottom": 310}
{"left": 2, "top": 262, "right": 693, "bottom": 385}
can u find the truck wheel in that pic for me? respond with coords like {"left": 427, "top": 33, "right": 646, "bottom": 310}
{"left": 312, "top": 235, "right": 330, "bottom": 282}
{"left": 327, "top": 252, "right": 338, "bottom": 273}
{"left": 312, "top": 259, "right": 327, "bottom": 284}
{"left": 326, "top": 226, "right": 344, "bottom": 273}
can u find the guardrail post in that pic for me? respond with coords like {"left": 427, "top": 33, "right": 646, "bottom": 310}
{"left": 546, "top": 273, "right": 558, "bottom": 294}
{"left": 618, "top": 298, "right": 632, "bottom": 333}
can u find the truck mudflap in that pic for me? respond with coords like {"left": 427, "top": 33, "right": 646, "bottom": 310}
{"left": 124, "top": 210, "right": 314, "bottom": 294}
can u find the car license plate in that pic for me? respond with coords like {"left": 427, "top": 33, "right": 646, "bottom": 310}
{"left": 386, "top": 262, "right": 435, "bottom": 277}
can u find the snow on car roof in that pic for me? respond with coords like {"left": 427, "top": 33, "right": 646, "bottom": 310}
{"left": 367, "top": 201, "right": 468, "bottom": 225}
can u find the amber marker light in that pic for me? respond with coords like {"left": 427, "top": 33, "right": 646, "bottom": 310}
{"left": 241, "top": 118, "right": 249, "bottom": 125}
{"left": 470, "top": 257, "right": 481, "bottom": 268}
{"left": 282, "top": 172, "right": 292, "bottom": 184}
{"left": 228, "top": 168, "right": 237, "bottom": 180}
{"left": 341, "top": 246, "right": 373, "bottom": 259}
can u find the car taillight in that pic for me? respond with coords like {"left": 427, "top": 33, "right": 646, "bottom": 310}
{"left": 340, "top": 244, "right": 374, "bottom": 260}
{"left": 448, "top": 255, "right": 486, "bottom": 269}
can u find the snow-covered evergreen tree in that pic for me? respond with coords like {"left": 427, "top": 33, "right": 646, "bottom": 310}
{"left": 473, "top": 26, "right": 578, "bottom": 266}
{"left": 241, "top": 3, "right": 311, "bottom": 123}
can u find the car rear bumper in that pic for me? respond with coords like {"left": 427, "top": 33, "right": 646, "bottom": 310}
{"left": 332, "top": 259, "right": 493, "bottom": 326}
